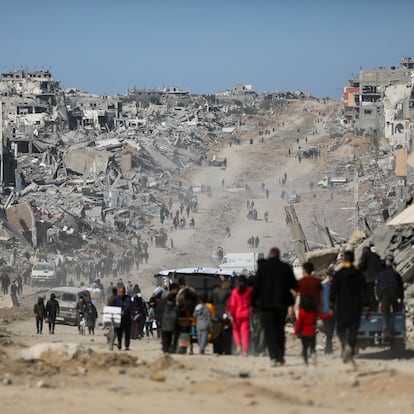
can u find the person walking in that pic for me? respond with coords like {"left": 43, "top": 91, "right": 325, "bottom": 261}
{"left": 251, "top": 247, "right": 298, "bottom": 366}
{"left": 10, "top": 281, "right": 19, "bottom": 306}
{"left": 321, "top": 268, "right": 335, "bottom": 355}
{"left": 75, "top": 296, "right": 87, "bottom": 333}
{"left": 358, "top": 245, "right": 383, "bottom": 311}
{"left": 161, "top": 293, "right": 178, "bottom": 354}
{"left": 330, "top": 250, "right": 367, "bottom": 364}
{"left": 46, "top": 293, "right": 60, "bottom": 334}
{"left": 212, "top": 278, "right": 232, "bottom": 355}
{"left": 1, "top": 273, "right": 10, "bottom": 295}
{"left": 229, "top": 275, "right": 252, "bottom": 356}
{"left": 33, "top": 297, "right": 46, "bottom": 334}
{"left": 376, "top": 254, "right": 404, "bottom": 340}
{"left": 145, "top": 301, "right": 156, "bottom": 339}
{"left": 85, "top": 300, "right": 98, "bottom": 335}
{"left": 113, "top": 287, "right": 132, "bottom": 350}
{"left": 106, "top": 287, "right": 118, "bottom": 306}
{"left": 193, "top": 295, "right": 211, "bottom": 354}
{"left": 298, "top": 262, "right": 322, "bottom": 311}
{"left": 294, "top": 295, "right": 331, "bottom": 366}
{"left": 130, "top": 295, "right": 147, "bottom": 340}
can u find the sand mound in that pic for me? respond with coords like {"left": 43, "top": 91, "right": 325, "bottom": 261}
{"left": 0, "top": 305, "right": 31, "bottom": 324}
{"left": 149, "top": 354, "right": 182, "bottom": 372}
{"left": 72, "top": 349, "right": 138, "bottom": 369}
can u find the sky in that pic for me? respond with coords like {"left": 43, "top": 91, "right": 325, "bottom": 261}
{"left": 1, "top": 0, "right": 414, "bottom": 99}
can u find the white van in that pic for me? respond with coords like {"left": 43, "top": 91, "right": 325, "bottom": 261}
{"left": 219, "top": 252, "right": 264, "bottom": 274}
{"left": 31, "top": 262, "right": 57, "bottom": 287}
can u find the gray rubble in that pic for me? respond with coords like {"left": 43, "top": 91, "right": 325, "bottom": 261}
{"left": 0, "top": 69, "right": 316, "bottom": 278}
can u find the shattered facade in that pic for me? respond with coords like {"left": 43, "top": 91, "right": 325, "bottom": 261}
{"left": 344, "top": 57, "right": 414, "bottom": 150}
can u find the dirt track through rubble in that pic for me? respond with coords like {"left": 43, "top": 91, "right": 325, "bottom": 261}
{"left": 2, "top": 99, "right": 413, "bottom": 414}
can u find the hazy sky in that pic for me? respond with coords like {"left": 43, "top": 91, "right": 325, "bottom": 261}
{"left": 1, "top": 0, "right": 413, "bottom": 98}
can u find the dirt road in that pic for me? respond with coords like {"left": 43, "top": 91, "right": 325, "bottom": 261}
{"left": 1, "top": 317, "right": 413, "bottom": 414}
{"left": 2, "top": 99, "right": 412, "bottom": 414}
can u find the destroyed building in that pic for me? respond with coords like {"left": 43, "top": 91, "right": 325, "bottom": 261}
{"left": 127, "top": 86, "right": 192, "bottom": 108}
{"left": 343, "top": 57, "right": 414, "bottom": 149}
{"left": 0, "top": 69, "right": 265, "bottom": 275}
{"left": 0, "top": 70, "right": 66, "bottom": 154}
{"left": 65, "top": 89, "right": 121, "bottom": 132}
{"left": 215, "top": 84, "right": 257, "bottom": 105}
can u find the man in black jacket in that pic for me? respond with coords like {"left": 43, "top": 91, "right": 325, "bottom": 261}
{"left": 358, "top": 245, "right": 383, "bottom": 310}
{"left": 376, "top": 254, "right": 404, "bottom": 339}
{"left": 212, "top": 278, "right": 232, "bottom": 354}
{"left": 251, "top": 247, "right": 298, "bottom": 366}
{"left": 330, "top": 250, "right": 367, "bottom": 364}
{"left": 46, "top": 293, "right": 60, "bottom": 334}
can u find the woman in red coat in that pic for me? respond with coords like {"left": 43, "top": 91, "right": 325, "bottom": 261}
{"left": 229, "top": 275, "right": 252, "bottom": 356}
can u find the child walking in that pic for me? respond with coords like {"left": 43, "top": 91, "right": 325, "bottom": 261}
{"left": 193, "top": 295, "right": 211, "bottom": 354}
{"left": 145, "top": 302, "right": 155, "bottom": 340}
{"left": 294, "top": 295, "right": 332, "bottom": 366}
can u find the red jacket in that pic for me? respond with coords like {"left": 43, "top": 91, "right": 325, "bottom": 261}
{"left": 294, "top": 308, "right": 331, "bottom": 337}
{"left": 230, "top": 287, "right": 252, "bottom": 321}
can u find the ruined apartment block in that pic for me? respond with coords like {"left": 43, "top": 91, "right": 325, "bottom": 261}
{"left": 344, "top": 57, "right": 414, "bottom": 149}
{"left": 0, "top": 69, "right": 64, "bottom": 154}
{"left": 65, "top": 89, "right": 121, "bottom": 132}
{"left": 215, "top": 84, "right": 257, "bottom": 105}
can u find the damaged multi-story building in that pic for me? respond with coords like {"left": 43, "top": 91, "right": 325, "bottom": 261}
{"left": 65, "top": 89, "right": 121, "bottom": 132}
{"left": 343, "top": 57, "right": 414, "bottom": 150}
{"left": 215, "top": 84, "right": 257, "bottom": 105}
{"left": 0, "top": 69, "right": 66, "bottom": 154}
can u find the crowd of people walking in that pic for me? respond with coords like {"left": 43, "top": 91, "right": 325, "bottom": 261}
{"left": 26, "top": 243, "right": 404, "bottom": 369}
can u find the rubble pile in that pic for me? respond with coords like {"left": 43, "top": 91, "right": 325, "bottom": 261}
{"left": 0, "top": 69, "right": 318, "bottom": 276}
{"left": 315, "top": 133, "right": 414, "bottom": 233}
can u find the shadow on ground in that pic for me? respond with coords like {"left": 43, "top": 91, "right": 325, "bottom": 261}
{"left": 357, "top": 348, "right": 414, "bottom": 360}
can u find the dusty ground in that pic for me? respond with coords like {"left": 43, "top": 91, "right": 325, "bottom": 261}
{"left": 1, "top": 99, "right": 413, "bottom": 413}
{"left": 1, "top": 320, "right": 413, "bottom": 414}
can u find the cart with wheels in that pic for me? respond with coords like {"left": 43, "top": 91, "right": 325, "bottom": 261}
{"left": 357, "top": 311, "right": 406, "bottom": 353}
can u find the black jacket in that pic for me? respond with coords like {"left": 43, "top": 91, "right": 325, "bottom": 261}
{"left": 46, "top": 299, "right": 60, "bottom": 318}
{"left": 330, "top": 263, "right": 367, "bottom": 311}
{"left": 34, "top": 302, "right": 46, "bottom": 319}
{"left": 251, "top": 257, "right": 298, "bottom": 309}
{"left": 162, "top": 302, "right": 178, "bottom": 332}
{"left": 212, "top": 287, "right": 231, "bottom": 318}
{"left": 376, "top": 265, "right": 404, "bottom": 301}
{"left": 358, "top": 251, "right": 383, "bottom": 283}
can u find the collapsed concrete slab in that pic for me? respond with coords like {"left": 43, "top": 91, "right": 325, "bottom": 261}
{"left": 62, "top": 146, "right": 110, "bottom": 175}
{"left": 5, "top": 203, "right": 37, "bottom": 247}
{"left": 305, "top": 247, "right": 340, "bottom": 270}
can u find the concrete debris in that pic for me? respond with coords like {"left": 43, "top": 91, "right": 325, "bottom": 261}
{"left": 21, "top": 343, "right": 80, "bottom": 361}
{"left": 0, "top": 69, "right": 316, "bottom": 280}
